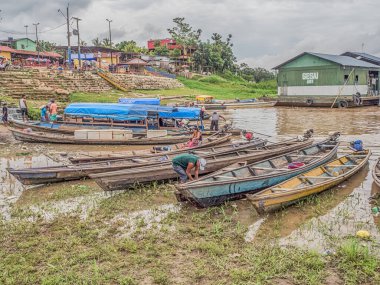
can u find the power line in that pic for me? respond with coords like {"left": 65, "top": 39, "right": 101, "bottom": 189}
{"left": 0, "top": 23, "right": 65, "bottom": 36}
{"left": 39, "top": 23, "right": 66, "bottom": 34}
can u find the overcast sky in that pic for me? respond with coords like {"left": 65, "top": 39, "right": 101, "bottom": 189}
{"left": 0, "top": 0, "right": 379, "bottom": 68}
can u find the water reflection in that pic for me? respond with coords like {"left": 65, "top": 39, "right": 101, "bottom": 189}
{"left": 229, "top": 106, "right": 380, "bottom": 137}
{"left": 279, "top": 159, "right": 380, "bottom": 254}
{"left": 0, "top": 155, "right": 59, "bottom": 220}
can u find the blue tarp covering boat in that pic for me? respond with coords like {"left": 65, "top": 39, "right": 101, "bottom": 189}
{"left": 118, "top": 98, "right": 160, "bottom": 105}
{"left": 64, "top": 103, "right": 200, "bottom": 120}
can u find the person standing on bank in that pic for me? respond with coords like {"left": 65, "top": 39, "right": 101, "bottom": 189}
{"left": 19, "top": 95, "right": 28, "bottom": 122}
{"left": 210, "top": 111, "right": 225, "bottom": 131}
{"left": 172, "top": 153, "right": 207, "bottom": 183}
{"left": 199, "top": 106, "right": 206, "bottom": 128}
{"left": 49, "top": 99, "right": 58, "bottom": 123}
{"left": 2, "top": 103, "right": 8, "bottom": 125}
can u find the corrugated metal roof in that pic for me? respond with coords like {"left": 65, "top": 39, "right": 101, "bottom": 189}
{"left": 309, "top": 52, "right": 379, "bottom": 68}
{"left": 274, "top": 52, "right": 380, "bottom": 69}
{"left": 341, "top": 52, "right": 380, "bottom": 65}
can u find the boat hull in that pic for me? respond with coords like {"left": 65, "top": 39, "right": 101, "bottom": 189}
{"left": 248, "top": 151, "right": 370, "bottom": 213}
{"left": 10, "top": 128, "right": 190, "bottom": 145}
{"left": 178, "top": 141, "right": 338, "bottom": 207}
{"left": 8, "top": 135, "right": 259, "bottom": 185}
{"left": 91, "top": 139, "right": 313, "bottom": 191}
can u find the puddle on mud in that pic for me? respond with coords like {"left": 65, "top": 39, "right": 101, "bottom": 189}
{"left": 0, "top": 155, "right": 60, "bottom": 220}
{"left": 1, "top": 106, "right": 380, "bottom": 253}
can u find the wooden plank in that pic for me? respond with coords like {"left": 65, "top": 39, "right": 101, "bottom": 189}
{"left": 326, "top": 164, "right": 356, "bottom": 168}
{"left": 299, "top": 176, "right": 332, "bottom": 179}
{"left": 214, "top": 175, "right": 237, "bottom": 180}
{"left": 271, "top": 188, "right": 293, "bottom": 191}
{"left": 289, "top": 154, "right": 323, "bottom": 158}
{"left": 251, "top": 166, "right": 288, "bottom": 171}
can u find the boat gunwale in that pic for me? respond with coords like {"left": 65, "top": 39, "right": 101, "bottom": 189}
{"left": 372, "top": 157, "right": 380, "bottom": 188}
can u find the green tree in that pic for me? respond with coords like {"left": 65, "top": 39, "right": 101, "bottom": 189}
{"left": 169, "top": 48, "right": 182, "bottom": 58}
{"left": 92, "top": 38, "right": 103, "bottom": 47}
{"left": 252, "top": 67, "right": 275, "bottom": 82}
{"left": 167, "top": 17, "right": 201, "bottom": 57}
{"left": 37, "top": 40, "right": 56, "bottom": 52}
{"left": 102, "top": 38, "right": 112, "bottom": 47}
{"left": 115, "top": 40, "right": 148, "bottom": 53}
{"left": 193, "top": 33, "right": 236, "bottom": 73}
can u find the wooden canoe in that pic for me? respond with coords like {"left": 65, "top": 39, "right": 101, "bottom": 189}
{"left": 176, "top": 138, "right": 339, "bottom": 207}
{"left": 8, "top": 133, "right": 235, "bottom": 185}
{"left": 91, "top": 136, "right": 314, "bottom": 191}
{"left": 69, "top": 132, "right": 243, "bottom": 164}
{"left": 9, "top": 128, "right": 191, "bottom": 145}
{"left": 247, "top": 150, "right": 371, "bottom": 214}
{"left": 372, "top": 157, "right": 380, "bottom": 188}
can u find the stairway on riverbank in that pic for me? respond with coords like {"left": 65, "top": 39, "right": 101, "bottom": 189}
{"left": 0, "top": 69, "right": 113, "bottom": 102}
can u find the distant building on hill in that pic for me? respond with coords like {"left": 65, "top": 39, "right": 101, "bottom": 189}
{"left": 147, "top": 38, "right": 181, "bottom": 51}
{"left": 274, "top": 52, "right": 380, "bottom": 107}
{"left": 0, "top": 37, "right": 37, "bottom": 52}
{"left": 147, "top": 38, "right": 196, "bottom": 71}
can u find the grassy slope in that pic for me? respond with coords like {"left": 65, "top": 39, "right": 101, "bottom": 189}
{"left": 140, "top": 76, "right": 277, "bottom": 100}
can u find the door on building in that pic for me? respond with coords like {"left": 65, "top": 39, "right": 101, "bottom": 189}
{"left": 368, "top": 71, "right": 379, "bottom": 96}
{"left": 282, "top": 81, "right": 288, "bottom": 96}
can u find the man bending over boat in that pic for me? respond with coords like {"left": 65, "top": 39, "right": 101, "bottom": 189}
{"left": 172, "top": 154, "right": 207, "bottom": 183}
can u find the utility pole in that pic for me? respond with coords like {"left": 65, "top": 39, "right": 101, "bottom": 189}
{"left": 106, "top": 18, "right": 113, "bottom": 65}
{"left": 33, "top": 23, "right": 40, "bottom": 64}
{"left": 72, "top": 17, "right": 81, "bottom": 69}
{"left": 24, "top": 25, "right": 28, "bottom": 47}
{"left": 58, "top": 4, "right": 71, "bottom": 69}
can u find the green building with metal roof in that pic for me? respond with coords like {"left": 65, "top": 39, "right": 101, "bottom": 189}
{"left": 274, "top": 52, "right": 380, "bottom": 107}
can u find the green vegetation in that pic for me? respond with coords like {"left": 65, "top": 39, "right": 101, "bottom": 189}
{"left": 69, "top": 91, "right": 126, "bottom": 103}
{"left": 1, "top": 182, "right": 380, "bottom": 285}
{"left": 140, "top": 75, "right": 277, "bottom": 100}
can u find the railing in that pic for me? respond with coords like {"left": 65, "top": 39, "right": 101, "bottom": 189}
{"left": 97, "top": 69, "right": 129, "bottom": 92}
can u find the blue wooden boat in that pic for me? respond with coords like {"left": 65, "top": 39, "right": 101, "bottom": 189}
{"left": 175, "top": 136, "right": 340, "bottom": 207}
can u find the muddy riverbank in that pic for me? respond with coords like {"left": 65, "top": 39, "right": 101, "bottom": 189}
{"left": 1, "top": 107, "right": 380, "bottom": 284}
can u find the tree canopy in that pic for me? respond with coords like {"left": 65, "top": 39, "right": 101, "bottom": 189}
{"left": 115, "top": 40, "right": 148, "bottom": 53}
{"left": 167, "top": 17, "right": 201, "bottom": 56}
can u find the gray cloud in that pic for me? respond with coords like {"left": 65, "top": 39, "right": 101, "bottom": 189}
{"left": 0, "top": 0, "right": 379, "bottom": 68}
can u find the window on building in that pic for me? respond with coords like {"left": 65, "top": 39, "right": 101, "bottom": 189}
{"left": 21, "top": 44, "right": 25, "bottom": 49}
{"left": 355, "top": 75, "right": 359, "bottom": 84}
{"left": 344, "top": 75, "right": 349, "bottom": 82}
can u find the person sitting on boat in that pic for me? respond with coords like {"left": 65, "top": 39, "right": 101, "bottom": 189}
{"left": 185, "top": 127, "right": 202, "bottom": 148}
{"left": 40, "top": 105, "right": 49, "bottom": 122}
{"left": 172, "top": 153, "right": 206, "bottom": 183}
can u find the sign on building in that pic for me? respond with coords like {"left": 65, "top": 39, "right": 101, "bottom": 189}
{"left": 302, "top": 72, "right": 319, "bottom": 84}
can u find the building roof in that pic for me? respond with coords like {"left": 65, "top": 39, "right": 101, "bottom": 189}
{"left": 56, "top": 45, "right": 120, "bottom": 53}
{"left": 125, "top": 58, "right": 148, "bottom": 65}
{"left": 274, "top": 52, "right": 380, "bottom": 69}
{"left": 341, "top": 52, "right": 380, "bottom": 66}
{"left": 0, "top": 45, "right": 16, "bottom": 52}
{"left": 0, "top": 38, "right": 36, "bottom": 43}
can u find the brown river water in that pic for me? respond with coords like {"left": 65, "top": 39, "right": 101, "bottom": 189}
{"left": 1, "top": 106, "right": 380, "bottom": 254}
